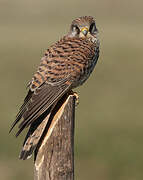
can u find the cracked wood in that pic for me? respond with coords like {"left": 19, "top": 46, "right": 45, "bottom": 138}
{"left": 34, "top": 94, "right": 75, "bottom": 180}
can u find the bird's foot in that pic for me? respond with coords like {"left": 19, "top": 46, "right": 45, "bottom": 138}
{"left": 69, "top": 90, "right": 79, "bottom": 106}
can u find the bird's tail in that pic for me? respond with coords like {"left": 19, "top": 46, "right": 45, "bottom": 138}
{"left": 19, "top": 109, "right": 52, "bottom": 160}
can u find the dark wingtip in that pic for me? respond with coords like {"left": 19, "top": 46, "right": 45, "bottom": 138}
{"left": 9, "top": 125, "right": 14, "bottom": 134}
{"left": 9, "top": 128, "right": 12, "bottom": 134}
{"left": 15, "top": 129, "right": 23, "bottom": 137}
{"left": 9, "top": 114, "right": 23, "bottom": 134}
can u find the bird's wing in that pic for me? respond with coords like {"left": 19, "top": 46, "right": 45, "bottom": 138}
{"left": 10, "top": 81, "right": 71, "bottom": 136}
{"left": 10, "top": 54, "right": 72, "bottom": 136}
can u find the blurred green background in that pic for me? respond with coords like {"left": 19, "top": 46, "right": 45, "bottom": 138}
{"left": 1, "top": 0, "right": 143, "bottom": 179}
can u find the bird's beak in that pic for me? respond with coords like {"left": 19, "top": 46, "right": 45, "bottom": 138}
{"left": 81, "top": 27, "right": 89, "bottom": 36}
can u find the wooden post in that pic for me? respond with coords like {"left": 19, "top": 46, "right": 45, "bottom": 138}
{"left": 34, "top": 94, "right": 75, "bottom": 180}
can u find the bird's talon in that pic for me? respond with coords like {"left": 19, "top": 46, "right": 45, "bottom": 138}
{"left": 70, "top": 91, "right": 79, "bottom": 106}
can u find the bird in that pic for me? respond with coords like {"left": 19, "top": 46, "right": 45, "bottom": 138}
{"left": 10, "top": 16, "right": 100, "bottom": 160}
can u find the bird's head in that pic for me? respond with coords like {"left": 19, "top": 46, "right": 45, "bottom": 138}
{"left": 68, "top": 16, "right": 99, "bottom": 44}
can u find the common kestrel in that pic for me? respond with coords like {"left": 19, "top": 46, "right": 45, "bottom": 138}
{"left": 10, "top": 16, "right": 100, "bottom": 160}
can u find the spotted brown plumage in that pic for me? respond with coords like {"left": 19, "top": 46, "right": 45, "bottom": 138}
{"left": 10, "top": 16, "right": 100, "bottom": 160}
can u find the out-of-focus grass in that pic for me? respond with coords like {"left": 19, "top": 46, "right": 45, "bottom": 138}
{"left": 1, "top": 0, "right": 143, "bottom": 179}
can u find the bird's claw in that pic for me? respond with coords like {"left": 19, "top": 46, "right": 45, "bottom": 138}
{"left": 69, "top": 90, "right": 79, "bottom": 106}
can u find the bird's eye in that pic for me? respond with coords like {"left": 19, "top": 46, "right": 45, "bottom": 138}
{"left": 72, "top": 25, "right": 80, "bottom": 34}
{"left": 89, "top": 23, "right": 97, "bottom": 34}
